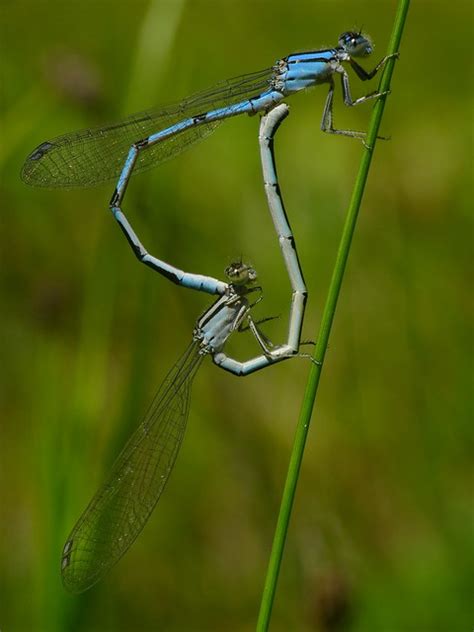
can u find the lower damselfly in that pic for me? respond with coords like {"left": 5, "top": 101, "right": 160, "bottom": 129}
{"left": 61, "top": 105, "right": 311, "bottom": 592}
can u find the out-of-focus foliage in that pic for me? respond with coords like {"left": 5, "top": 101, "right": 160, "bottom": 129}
{"left": 1, "top": 1, "right": 472, "bottom": 630}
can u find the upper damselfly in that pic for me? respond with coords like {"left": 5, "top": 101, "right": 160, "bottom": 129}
{"left": 22, "top": 32, "right": 394, "bottom": 191}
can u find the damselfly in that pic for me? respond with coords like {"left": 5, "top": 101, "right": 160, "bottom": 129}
{"left": 61, "top": 105, "right": 309, "bottom": 592}
{"left": 22, "top": 32, "right": 395, "bottom": 192}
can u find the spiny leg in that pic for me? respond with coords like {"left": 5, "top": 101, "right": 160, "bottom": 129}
{"left": 239, "top": 314, "right": 280, "bottom": 332}
{"left": 321, "top": 52, "right": 398, "bottom": 139}
{"left": 349, "top": 53, "right": 399, "bottom": 82}
{"left": 341, "top": 54, "right": 398, "bottom": 106}
{"left": 339, "top": 67, "right": 390, "bottom": 108}
{"left": 321, "top": 73, "right": 389, "bottom": 140}
{"left": 321, "top": 79, "right": 366, "bottom": 139}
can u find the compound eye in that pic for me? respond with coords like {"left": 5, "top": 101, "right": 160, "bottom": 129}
{"left": 338, "top": 32, "right": 349, "bottom": 46}
{"left": 225, "top": 262, "right": 246, "bottom": 284}
{"left": 225, "top": 264, "right": 237, "bottom": 278}
{"left": 247, "top": 268, "right": 257, "bottom": 282}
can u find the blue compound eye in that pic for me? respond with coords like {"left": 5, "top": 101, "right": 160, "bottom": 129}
{"left": 339, "top": 31, "right": 373, "bottom": 57}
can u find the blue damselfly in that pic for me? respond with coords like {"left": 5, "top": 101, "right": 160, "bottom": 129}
{"left": 60, "top": 105, "right": 310, "bottom": 592}
{"left": 22, "top": 32, "right": 394, "bottom": 193}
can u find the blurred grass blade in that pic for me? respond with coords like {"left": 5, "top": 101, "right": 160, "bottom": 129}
{"left": 123, "top": 0, "right": 187, "bottom": 112}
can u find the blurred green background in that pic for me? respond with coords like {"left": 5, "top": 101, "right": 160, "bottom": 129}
{"left": 1, "top": 1, "right": 472, "bottom": 630}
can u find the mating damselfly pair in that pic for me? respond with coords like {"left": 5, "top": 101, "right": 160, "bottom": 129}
{"left": 23, "top": 32, "right": 394, "bottom": 593}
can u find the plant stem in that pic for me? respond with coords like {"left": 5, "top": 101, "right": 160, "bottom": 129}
{"left": 256, "top": 2, "right": 411, "bottom": 629}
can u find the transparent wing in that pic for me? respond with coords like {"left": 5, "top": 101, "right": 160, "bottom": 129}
{"left": 61, "top": 341, "right": 203, "bottom": 593}
{"left": 22, "top": 67, "right": 274, "bottom": 188}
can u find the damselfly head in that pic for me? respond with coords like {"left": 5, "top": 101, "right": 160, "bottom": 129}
{"left": 225, "top": 261, "right": 257, "bottom": 286}
{"left": 338, "top": 31, "right": 373, "bottom": 57}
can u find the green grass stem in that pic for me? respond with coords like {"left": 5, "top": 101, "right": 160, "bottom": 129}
{"left": 256, "top": 2, "right": 411, "bottom": 629}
